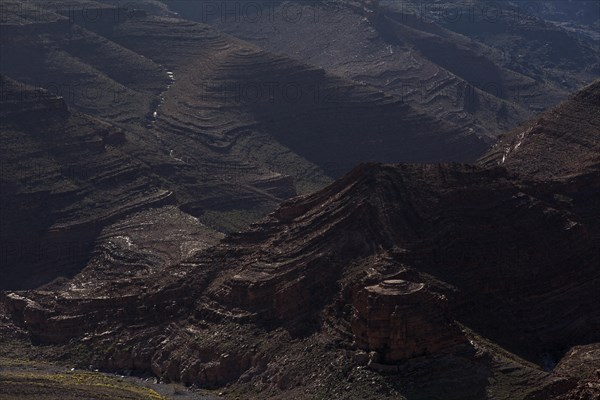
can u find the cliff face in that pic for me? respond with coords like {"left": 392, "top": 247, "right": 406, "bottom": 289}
{"left": 480, "top": 80, "right": 600, "bottom": 181}
{"left": 1, "top": 1, "right": 599, "bottom": 399}
{"left": 206, "top": 161, "right": 599, "bottom": 358}
{"left": 0, "top": 74, "right": 226, "bottom": 290}
{"left": 2, "top": 77, "right": 598, "bottom": 398}
{"left": 1, "top": 0, "right": 493, "bottom": 289}
{"left": 169, "top": 0, "right": 599, "bottom": 141}
{"left": 351, "top": 279, "right": 467, "bottom": 363}
{"left": 2, "top": 155, "right": 599, "bottom": 398}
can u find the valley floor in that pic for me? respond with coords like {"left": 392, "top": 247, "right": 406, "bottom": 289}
{"left": 0, "top": 340, "right": 217, "bottom": 400}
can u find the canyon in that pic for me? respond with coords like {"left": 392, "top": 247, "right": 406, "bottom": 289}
{"left": 1, "top": 1, "right": 599, "bottom": 399}
{"left": 2, "top": 80, "right": 599, "bottom": 398}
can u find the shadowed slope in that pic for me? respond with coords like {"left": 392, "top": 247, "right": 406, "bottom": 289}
{"left": 480, "top": 79, "right": 600, "bottom": 180}
{"left": 169, "top": 0, "right": 599, "bottom": 141}
{"left": 2, "top": 155, "right": 598, "bottom": 398}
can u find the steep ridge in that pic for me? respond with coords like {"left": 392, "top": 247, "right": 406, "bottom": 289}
{"left": 169, "top": 0, "right": 598, "bottom": 140}
{"left": 1, "top": 0, "right": 489, "bottom": 234}
{"left": 0, "top": 75, "right": 225, "bottom": 290}
{"left": 411, "top": 0, "right": 600, "bottom": 81}
{"left": 480, "top": 79, "right": 600, "bottom": 181}
{"left": 480, "top": 78, "right": 600, "bottom": 241}
{"left": 2, "top": 162, "right": 598, "bottom": 398}
{"left": 206, "top": 163, "right": 599, "bottom": 353}
{"left": 2, "top": 83, "right": 599, "bottom": 398}
{"left": 90, "top": 3, "right": 489, "bottom": 171}
{"left": 0, "top": 75, "right": 169, "bottom": 289}
{"left": 0, "top": 0, "right": 168, "bottom": 126}
{"left": 2, "top": 1, "right": 599, "bottom": 399}
{"left": 0, "top": 0, "right": 320, "bottom": 242}
{"left": 0, "top": 0, "right": 318, "bottom": 290}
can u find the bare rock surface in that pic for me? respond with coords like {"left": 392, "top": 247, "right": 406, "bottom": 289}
{"left": 1, "top": 0, "right": 494, "bottom": 290}
{"left": 170, "top": 0, "right": 599, "bottom": 140}
{"left": 1, "top": 2, "right": 599, "bottom": 399}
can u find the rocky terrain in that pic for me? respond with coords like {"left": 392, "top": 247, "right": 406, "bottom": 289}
{"left": 1, "top": 0, "right": 492, "bottom": 289}
{"left": 0, "top": 75, "right": 226, "bottom": 290}
{"left": 170, "top": 0, "right": 599, "bottom": 139}
{"left": 1, "top": 80, "right": 599, "bottom": 398}
{"left": 481, "top": 79, "right": 600, "bottom": 180}
{"left": 1, "top": 1, "right": 599, "bottom": 399}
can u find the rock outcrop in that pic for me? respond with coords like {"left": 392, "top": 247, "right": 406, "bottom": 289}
{"left": 1, "top": 1, "right": 492, "bottom": 292}
{"left": 480, "top": 80, "right": 600, "bottom": 181}
{"left": 1, "top": 2, "right": 600, "bottom": 400}
{"left": 351, "top": 279, "right": 467, "bottom": 363}
{"left": 170, "top": 0, "right": 599, "bottom": 140}
{"left": 3, "top": 148, "right": 599, "bottom": 396}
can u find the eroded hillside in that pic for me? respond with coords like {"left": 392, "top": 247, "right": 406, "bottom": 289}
{"left": 1, "top": 0, "right": 493, "bottom": 290}
{"left": 169, "top": 0, "right": 599, "bottom": 140}
{"left": 2, "top": 80, "right": 599, "bottom": 399}
{"left": 1, "top": 1, "right": 599, "bottom": 399}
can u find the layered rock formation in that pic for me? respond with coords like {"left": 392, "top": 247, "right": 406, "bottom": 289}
{"left": 480, "top": 80, "right": 600, "bottom": 180}
{"left": 415, "top": 0, "right": 600, "bottom": 81}
{"left": 0, "top": 75, "right": 168, "bottom": 289}
{"left": 3, "top": 130, "right": 599, "bottom": 398}
{"left": 169, "top": 0, "right": 599, "bottom": 140}
{"left": 351, "top": 279, "right": 467, "bottom": 363}
{"left": 0, "top": 0, "right": 495, "bottom": 289}
{"left": 1, "top": 1, "right": 600, "bottom": 399}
